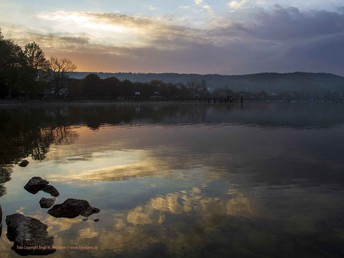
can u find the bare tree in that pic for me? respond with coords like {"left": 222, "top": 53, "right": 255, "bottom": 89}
{"left": 48, "top": 57, "right": 76, "bottom": 97}
{"left": 24, "top": 42, "right": 48, "bottom": 71}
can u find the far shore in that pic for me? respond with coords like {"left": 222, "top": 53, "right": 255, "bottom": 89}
{"left": 0, "top": 98, "right": 342, "bottom": 107}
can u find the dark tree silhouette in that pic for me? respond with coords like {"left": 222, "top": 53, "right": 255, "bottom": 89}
{"left": 80, "top": 73, "right": 101, "bottom": 98}
{"left": 24, "top": 42, "right": 48, "bottom": 70}
{"left": 48, "top": 57, "right": 76, "bottom": 97}
{"left": 24, "top": 42, "right": 49, "bottom": 80}
{"left": 0, "top": 31, "right": 63, "bottom": 98}
{"left": 0, "top": 32, "right": 28, "bottom": 97}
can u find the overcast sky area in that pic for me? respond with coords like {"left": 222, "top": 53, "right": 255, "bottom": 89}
{"left": 1, "top": 0, "right": 343, "bottom": 75}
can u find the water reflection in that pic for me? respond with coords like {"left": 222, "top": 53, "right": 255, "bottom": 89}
{"left": 0, "top": 102, "right": 344, "bottom": 257}
{"left": 22, "top": 185, "right": 344, "bottom": 257}
{"left": 19, "top": 187, "right": 259, "bottom": 257}
{"left": 0, "top": 166, "right": 12, "bottom": 197}
{"left": 1, "top": 102, "right": 344, "bottom": 132}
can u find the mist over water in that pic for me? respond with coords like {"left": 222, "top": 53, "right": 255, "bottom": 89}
{"left": 0, "top": 102, "right": 344, "bottom": 257}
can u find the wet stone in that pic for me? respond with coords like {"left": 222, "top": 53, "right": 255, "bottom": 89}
{"left": 39, "top": 197, "right": 55, "bottom": 209}
{"left": 42, "top": 185, "right": 60, "bottom": 197}
{"left": 6, "top": 213, "right": 55, "bottom": 256}
{"left": 18, "top": 160, "right": 29, "bottom": 167}
{"left": 24, "top": 177, "right": 49, "bottom": 194}
{"left": 48, "top": 198, "right": 100, "bottom": 218}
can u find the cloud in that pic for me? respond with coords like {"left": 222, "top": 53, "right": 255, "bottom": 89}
{"left": 60, "top": 36, "right": 89, "bottom": 45}
{"left": 252, "top": 6, "right": 344, "bottom": 40}
{"left": 282, "top": 33, "right": 344, "bottom": 74}
{"left": 228, "top": 0, "right": 249, "bottom": 10}
{"left": 226, "top": 0, "right": 344, "bottom": 12}
{"left": 237, "top": 6, "right": 344, "bottom": 75}
{"left": 34, "top": 11, "right": 209, "bottom": 50}
{"left": 194, "top": 0, "right": 215, "bottom": 17}
{"left": 3, "top": 6, "right": 344, "bottom": 75}
{"left": 145, "top": 5, "right": 157, "bottom": 11}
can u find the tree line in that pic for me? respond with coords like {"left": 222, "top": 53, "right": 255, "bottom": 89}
{"left": 71, "top": 74, "right": 341, "bottom": 102}
{"left": 0, "top": 29, "right": 76, "bottom": 99}
{"left": 2, "top": 30, "right": 342, "bottom": 102}
{"left": 67, "top": 73, "right": 211, "bottom": 100}
{"left": 0, "top": 30, "right": 212, "bottom": 101}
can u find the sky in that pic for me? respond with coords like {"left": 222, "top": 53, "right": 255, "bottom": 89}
{"left": 0, "top": 0, "right": 344, "bottom": 75}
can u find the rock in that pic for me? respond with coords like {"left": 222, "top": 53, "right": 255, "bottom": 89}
{"left": 42, "top": 185, "right": 60, "bottom": 197}
{"left": 24, "top": 177, "right": 59, "bottom": 197}
{"left": 24, "top": 177, "right": 49, "bottom": 194}
{"left": 6, "top": 213, "right": 55, "bottom": 255}
{"left": 94, "top": 219, "right": 99, "bottom": 222}
{"left": 48, "top": 198, "right": 100, "bottom": 218}
{"left": 18, "top": 160, "right": 29, "bottom": 167}
{"left": 39, "top": 198, "right": 55, "bottom": 209}
{"left": 82, "top": 206, "right": 101, "bottom": 217}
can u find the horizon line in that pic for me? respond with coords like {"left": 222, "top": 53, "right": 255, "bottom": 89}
{"left": 70, "top": 71, "right": 343, "bottom": 77}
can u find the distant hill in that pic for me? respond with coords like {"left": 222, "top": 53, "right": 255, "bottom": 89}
{"left": 70, "top": 72, "right": 344, "bottom": 94}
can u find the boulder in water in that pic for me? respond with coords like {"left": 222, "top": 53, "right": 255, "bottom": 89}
{"left": 24, "top": 177, "right": 49, "bottom": 194}
{"left": 6, "top": 213, "right": 55, "bottom": 255}
{"left": 18, "top": 160, "right": 29, "bottom": 167}
{"left": 39, "top": 197, "right": 55, "bottom": 209}
{"left": 42, "top": 185, "right": 60, "bottom": 197}
{"left": 48, "top": 198, "right": 100, "bottom": 218}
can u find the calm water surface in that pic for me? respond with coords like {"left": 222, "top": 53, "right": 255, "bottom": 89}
{"left": 0, "top": 102, "right": 344, "bottom": 257}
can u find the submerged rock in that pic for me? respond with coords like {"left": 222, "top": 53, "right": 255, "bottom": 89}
{"left": 18, "top": 160, "right": 29, "bottom": 167}
{"left": 24, "top": 177, "right": 49, "bottom": 194}
{"left": 6, "top": 213, "right": 55, "bottom": 255}
{"left": 39, "top": 197, "right": 55, "bottom": 209}
{"left": 42, "top": 185, "right": 60, "bottom": 197}
{"left": 48, "top": 198, "right": 100, "bottom": 218}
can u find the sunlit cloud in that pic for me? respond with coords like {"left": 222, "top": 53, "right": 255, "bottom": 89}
{"left": 37, "top": 11, "right": 149, "bottom": 48}
{"left": 32, "top": 10, "right": 217, "bottom": 52}
{"left": 228, "top": 0, "right": 247, "bottom": 10}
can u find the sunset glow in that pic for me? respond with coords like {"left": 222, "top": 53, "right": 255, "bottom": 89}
{"left": 1, "top": 0, "right": 343, "bottom": 74}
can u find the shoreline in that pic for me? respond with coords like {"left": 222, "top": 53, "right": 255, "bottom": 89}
{"left": 0, "top": 99, "right": 342, "bottom": 107}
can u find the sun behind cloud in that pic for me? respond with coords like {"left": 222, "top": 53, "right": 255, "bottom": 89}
{"left": 37, "top": 11, "right": 148, "bottom": 48}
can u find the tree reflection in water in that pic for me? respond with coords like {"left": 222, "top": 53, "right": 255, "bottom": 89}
{"left": 0, "top": 106, "right": 78, "bottom": 252}
{"left": 0, "top": 166, "right": 11, "bottom": 197}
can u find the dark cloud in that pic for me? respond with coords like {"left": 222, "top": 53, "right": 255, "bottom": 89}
{"left": 130, "top": 6, "right": 344, "bottom": 74}
{"left": 251, "top": 6, "right": 344, "bottom": 41}
{"left": 60, "top": 36, "right": 89, "bottom": 45}
{"left": 282, "top": 33, "right": 344, "bottom": 74}
{"left": 85, "top": 12, "right": 156, "bottom": 28}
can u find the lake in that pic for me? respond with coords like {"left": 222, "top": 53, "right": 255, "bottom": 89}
{"left": 0, "top": 102, "right": 344, "bottom": 257}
